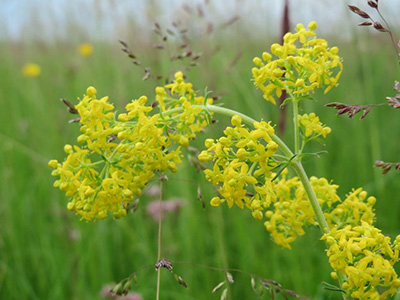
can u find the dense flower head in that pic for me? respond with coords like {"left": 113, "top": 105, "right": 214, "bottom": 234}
{"left": 198, "top": 115, "right": 278, "bottom": 212}
{"left": 324, "top": 188, "right": 376, "bottom": 228}
{"left": 50, "top": 73, "right": 211, "bottom": 221}
{"left": 198, "top": 115, "right": 350, "bottom": 248}
{"left": 322, "top": 222, "right": 400, "bottom": 299}
{"left": 252, "top": 21, "right": 343, "bottom": 104}
{"left": 264, "top": 174, "right": 341, "bottom": 249}
{"left": 155, "top": 71, "right": 213, "bottom": 147}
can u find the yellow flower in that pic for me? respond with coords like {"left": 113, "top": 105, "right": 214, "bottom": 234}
{"left": 252, "top": 21, "right": 342, "bottom": 104}
{"left": 78, "top": 43, "right": 94, "bottom": 57}
{"left": 156, "top": 71, "right": 213, "bottom": 147}
{"left": 200, "top": 115, "right": 280, "bottom": 223}
{"left": 50, "top": 72, "right": 213, "bottom": 221}
{"left": 22, "top": 63, "right": 41, "bottom": 77}
{"left": 298, "top": 113, "right": 331, "bottom": 138}
{"left": 322, "top": 222, "right": 400, "bottom": 299}
{"left": 263, "top": 174, "right": 340, "bottom": 249}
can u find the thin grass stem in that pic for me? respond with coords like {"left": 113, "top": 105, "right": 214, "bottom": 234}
{"left": 156, "top": 179, "right": 164, "bottom": 300}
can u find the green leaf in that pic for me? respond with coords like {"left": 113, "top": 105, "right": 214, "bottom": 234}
{"left": 322, "top": 281, "right": 346, "bottom": 294}
{"left": 271, "top": 164, "right": 287, "bottom": 182}
{"left": 281, "top": 97, "right": 292, "bottom": 107}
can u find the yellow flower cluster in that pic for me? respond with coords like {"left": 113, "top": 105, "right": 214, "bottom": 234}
{"left": 50, "top": 73, "right": 211, "bottom": 221}
{"left": 264, "top": 175, "right": 341, "bottom": 249}
{"left": 198, "top": 115, "right": 278, "bottom": 214}
{"left": 319, "top": 187, "right": 400, "bottom": 299}
{"left": 198, "top": 115, "right": 344, "bottom": 249}
{"left": 155, "top": 71, "right": 213, "bottom": 147}
{"left": 298, "top": 113, "right": 331, "bottom": 138}
{"left": 324, "top": 188, "right": 376, "bottom": 228}
{"left": 323, "top": 222, "right": 400, "bottom": 299}
{"left": 252, "top": 22, "right": 342, "bottom": 104}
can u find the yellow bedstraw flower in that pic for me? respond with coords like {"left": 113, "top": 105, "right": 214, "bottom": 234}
{"left": 78, "top": 43, "right": 94, "bottom": 57}
{"left": 22, "top": 63, "right": 41, "bottom": 77}
{"left": 50, "top": 87, "right": 181, "bottom": 220}
{"left": 322, "top": 222, "right": 400, "bottom": 299}
{"left": 264, "top": 174, "right": 341, "bottom": 249}
{"left": 298, "top": 113, "right": 331, "bottom": 138}
{"left": 324, "top": 188, "right": 376, "bottom": 228}
{"left": 156, "top": 71, "right": 213, "bottom": 147}
{"left": 199, "top": 115, "right": 278, "bottom": 212}
{"left": 199, "top": 115, "right": 345, "bottom": 249}
{"left": 50, "top": 73, "right": 212, "bottom": 221}
{"left": 252, "top": 21, "right": 342, "bottom": 104}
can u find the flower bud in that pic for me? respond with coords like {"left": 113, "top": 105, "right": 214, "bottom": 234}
{"left": 86, "top": 86, "right": 97, "bottom": 97}
{"left": 231, "top": 115, "right": 242, "bottom": 126}
{"left": 210, "top": 197, "right": 222, "bottom": 207}
{"left": 48, "top": 159, "right": 58, "bottom": 168}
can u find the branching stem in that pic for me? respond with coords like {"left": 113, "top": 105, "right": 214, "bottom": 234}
{"left": 292, "top": 99, "right": 300, "bottom": 154}
{"left": 162, "top": 103, "right": 349, "bottom": 298}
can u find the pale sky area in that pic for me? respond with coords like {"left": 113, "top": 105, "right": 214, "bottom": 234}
{"left": 0, "top": 0, "right": 399, "bottom": 41}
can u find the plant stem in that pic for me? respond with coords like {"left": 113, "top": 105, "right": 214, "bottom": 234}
{"left": 291, "top": 161, "right": 328, "bottom": 232}
{"left": 292, "top": 99, "right": 300, "bottom": 154}
{"left": 199, "top": 105, "right": 294, "bottom": 158}
{"left": 156, "top": 180, "right": 163, "bottom": 300}
{"left": 188, "top": 104, "right": 348, "bottom": 298}
{"left": 291, "top": 161, "right": 348, "bottom": 299}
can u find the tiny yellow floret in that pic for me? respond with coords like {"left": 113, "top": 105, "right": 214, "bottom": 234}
{"left": 64, "top": 144, "right": 73, "bottom": 153}
{"left": 48, "top": 160, "right": 58, "bottom": 168}
{"left": 308, "top": 21, "right": 317, "bottom": 31}
{"left": 210, "top": 197, "right": 222, "bottom": 207}
{"left": 231, "top": 115, "right": 242, "bottom": 126}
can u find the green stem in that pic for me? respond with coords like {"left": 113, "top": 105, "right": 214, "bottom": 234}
{"left": 291, "top": 161, "right": 348, "bottom": 299}
{"left": 156, "top": 180, "right": 164, "bottom": 300}
{"left": 163, "top": 104, "right": 294, "bottom": 158}
{"left": 183, "top": 104, "right": 348, "bottom": 298}
{"left": 291, "top": 161, "right": 329, "bottom": 232}
{"left": 292, "top": 99, "right": 300, "bottom": 154}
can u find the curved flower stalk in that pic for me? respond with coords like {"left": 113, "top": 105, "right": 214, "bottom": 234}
{"left": 49, "top": 73, "right": 212, "bottom": 221}
{"left": 197, "top": 22, "right": 400, "bottom": 299}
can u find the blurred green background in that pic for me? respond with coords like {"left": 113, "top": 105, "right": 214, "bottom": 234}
{"left": 1, "top": 1, "right": 399, "bottom": 299}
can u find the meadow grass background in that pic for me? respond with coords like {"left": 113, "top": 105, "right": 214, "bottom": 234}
{"left": 1, "top": 5, "right": 400, "bottom": 299}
